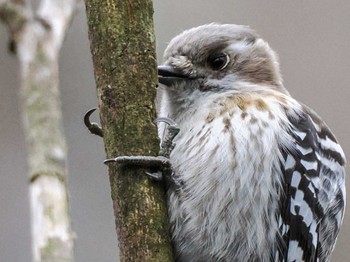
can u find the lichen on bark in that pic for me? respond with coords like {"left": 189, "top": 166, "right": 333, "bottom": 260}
{"left": 85, "top": 0, "right": 173, "bottom": 261}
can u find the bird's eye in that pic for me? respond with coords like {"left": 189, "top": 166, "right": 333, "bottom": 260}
{"left": 208, "top": 53, "right": 230, "bottom": 71}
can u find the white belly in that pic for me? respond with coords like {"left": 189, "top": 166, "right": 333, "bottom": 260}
{"left": 165, "top": 96, "right": 292, "bottom": 261}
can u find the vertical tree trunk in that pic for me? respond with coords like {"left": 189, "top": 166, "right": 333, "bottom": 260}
{"left": 84, "top": 0, "right": 173, "bottom": 261}
{"left": 0, "top": 0, "right": 78, "bottom": 261}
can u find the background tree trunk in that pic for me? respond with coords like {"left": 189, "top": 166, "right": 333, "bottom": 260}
{"left": 84, "top": 0, "right": 174, "bottom": 261}
{"left": 0, "top": 0, "right": 79, "bottom": 261}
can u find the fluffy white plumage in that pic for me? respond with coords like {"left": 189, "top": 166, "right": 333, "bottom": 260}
{"left": 157, "top": 24, "right": 346, "bottom": 262}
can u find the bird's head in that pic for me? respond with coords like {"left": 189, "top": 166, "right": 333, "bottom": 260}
{"left": 158, "top": 24, "right": 287, "bottom": 94}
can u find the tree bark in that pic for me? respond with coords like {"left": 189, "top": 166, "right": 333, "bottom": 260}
{"left": 84, "top": 0, "right": 174, "bottom": 261}
{"left": 0, "top": 0, "right": 78, "bottom": 261}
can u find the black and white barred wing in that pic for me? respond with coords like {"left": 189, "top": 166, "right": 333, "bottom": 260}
{"left": 277, "top": 106, "right": 346, "bottom": 262}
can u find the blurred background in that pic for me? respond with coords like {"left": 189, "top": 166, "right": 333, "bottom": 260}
{"left": 1, "top": 1, "right": 349, "bottom": 261}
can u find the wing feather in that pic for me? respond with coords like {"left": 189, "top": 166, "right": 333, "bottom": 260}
{"left": 277, "top": 105, "right": 346, "bottom": 262}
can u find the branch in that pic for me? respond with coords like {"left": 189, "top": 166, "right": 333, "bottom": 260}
{"left": 1, "top": 0, "right": 81, "bottom": 261}
{"left": 0, "top": 0, "right": 29, "bottom": 51}
{"left": 85, "top": 0, "right": 174, "bottom": 261}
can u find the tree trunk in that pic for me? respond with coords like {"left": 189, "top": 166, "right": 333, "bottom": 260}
{"left": 84, "top": 0, "right": 173, "bottom": 261}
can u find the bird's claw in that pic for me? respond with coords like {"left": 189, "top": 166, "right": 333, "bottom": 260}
{"left": 145, "top": 171, "right": 163, "bottom": 182}
{"left": 105, "top": 117, "right": 179, "bottom": 181}
{"left": 104, "top": 156, "right": 171, "bottom": 167}
{"left": 156, "top": 117, "right": 180, "bottom": 158}
{"left": 104, "top": 156, "right": 172, "bottom": 181}
{"left": 84, "top": 107, "right": 103, "bottom": 137}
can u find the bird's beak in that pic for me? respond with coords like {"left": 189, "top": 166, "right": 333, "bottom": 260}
{"left": 158, "top": 65, "right": 189, "bottom": 86}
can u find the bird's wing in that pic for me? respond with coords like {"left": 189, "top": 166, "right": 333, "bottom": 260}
{"left": 276, "top": 105, "right": 346, "bottom": 262}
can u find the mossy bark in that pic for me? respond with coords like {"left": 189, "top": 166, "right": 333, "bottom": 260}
{"left": 84, "top": 0, "right": 173, "bottom": 261}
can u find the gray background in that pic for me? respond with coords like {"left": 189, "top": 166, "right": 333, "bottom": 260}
{"left": 1, "top": 1, "right": 349, "bottom": 261}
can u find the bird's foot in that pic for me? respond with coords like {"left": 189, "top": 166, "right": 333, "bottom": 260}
{"left": 156, "top": 117, "right": 180, "bottom": 158}
{"left": 104, "top": 156, "right": 171, "bottom": 181}
{"left": 105, "top": 117, "right": 179, "bottom": 181}
{"left": 84, "top": 107, "right": 103, "bottom": 137}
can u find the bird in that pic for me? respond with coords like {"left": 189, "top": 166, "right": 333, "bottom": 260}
{"left": 156, "top": 24, "right": 346, "bottom": 262}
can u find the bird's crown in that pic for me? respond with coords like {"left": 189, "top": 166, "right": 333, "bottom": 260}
{"left": 161, "top": 23, "right": 285, "bottom": 91}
